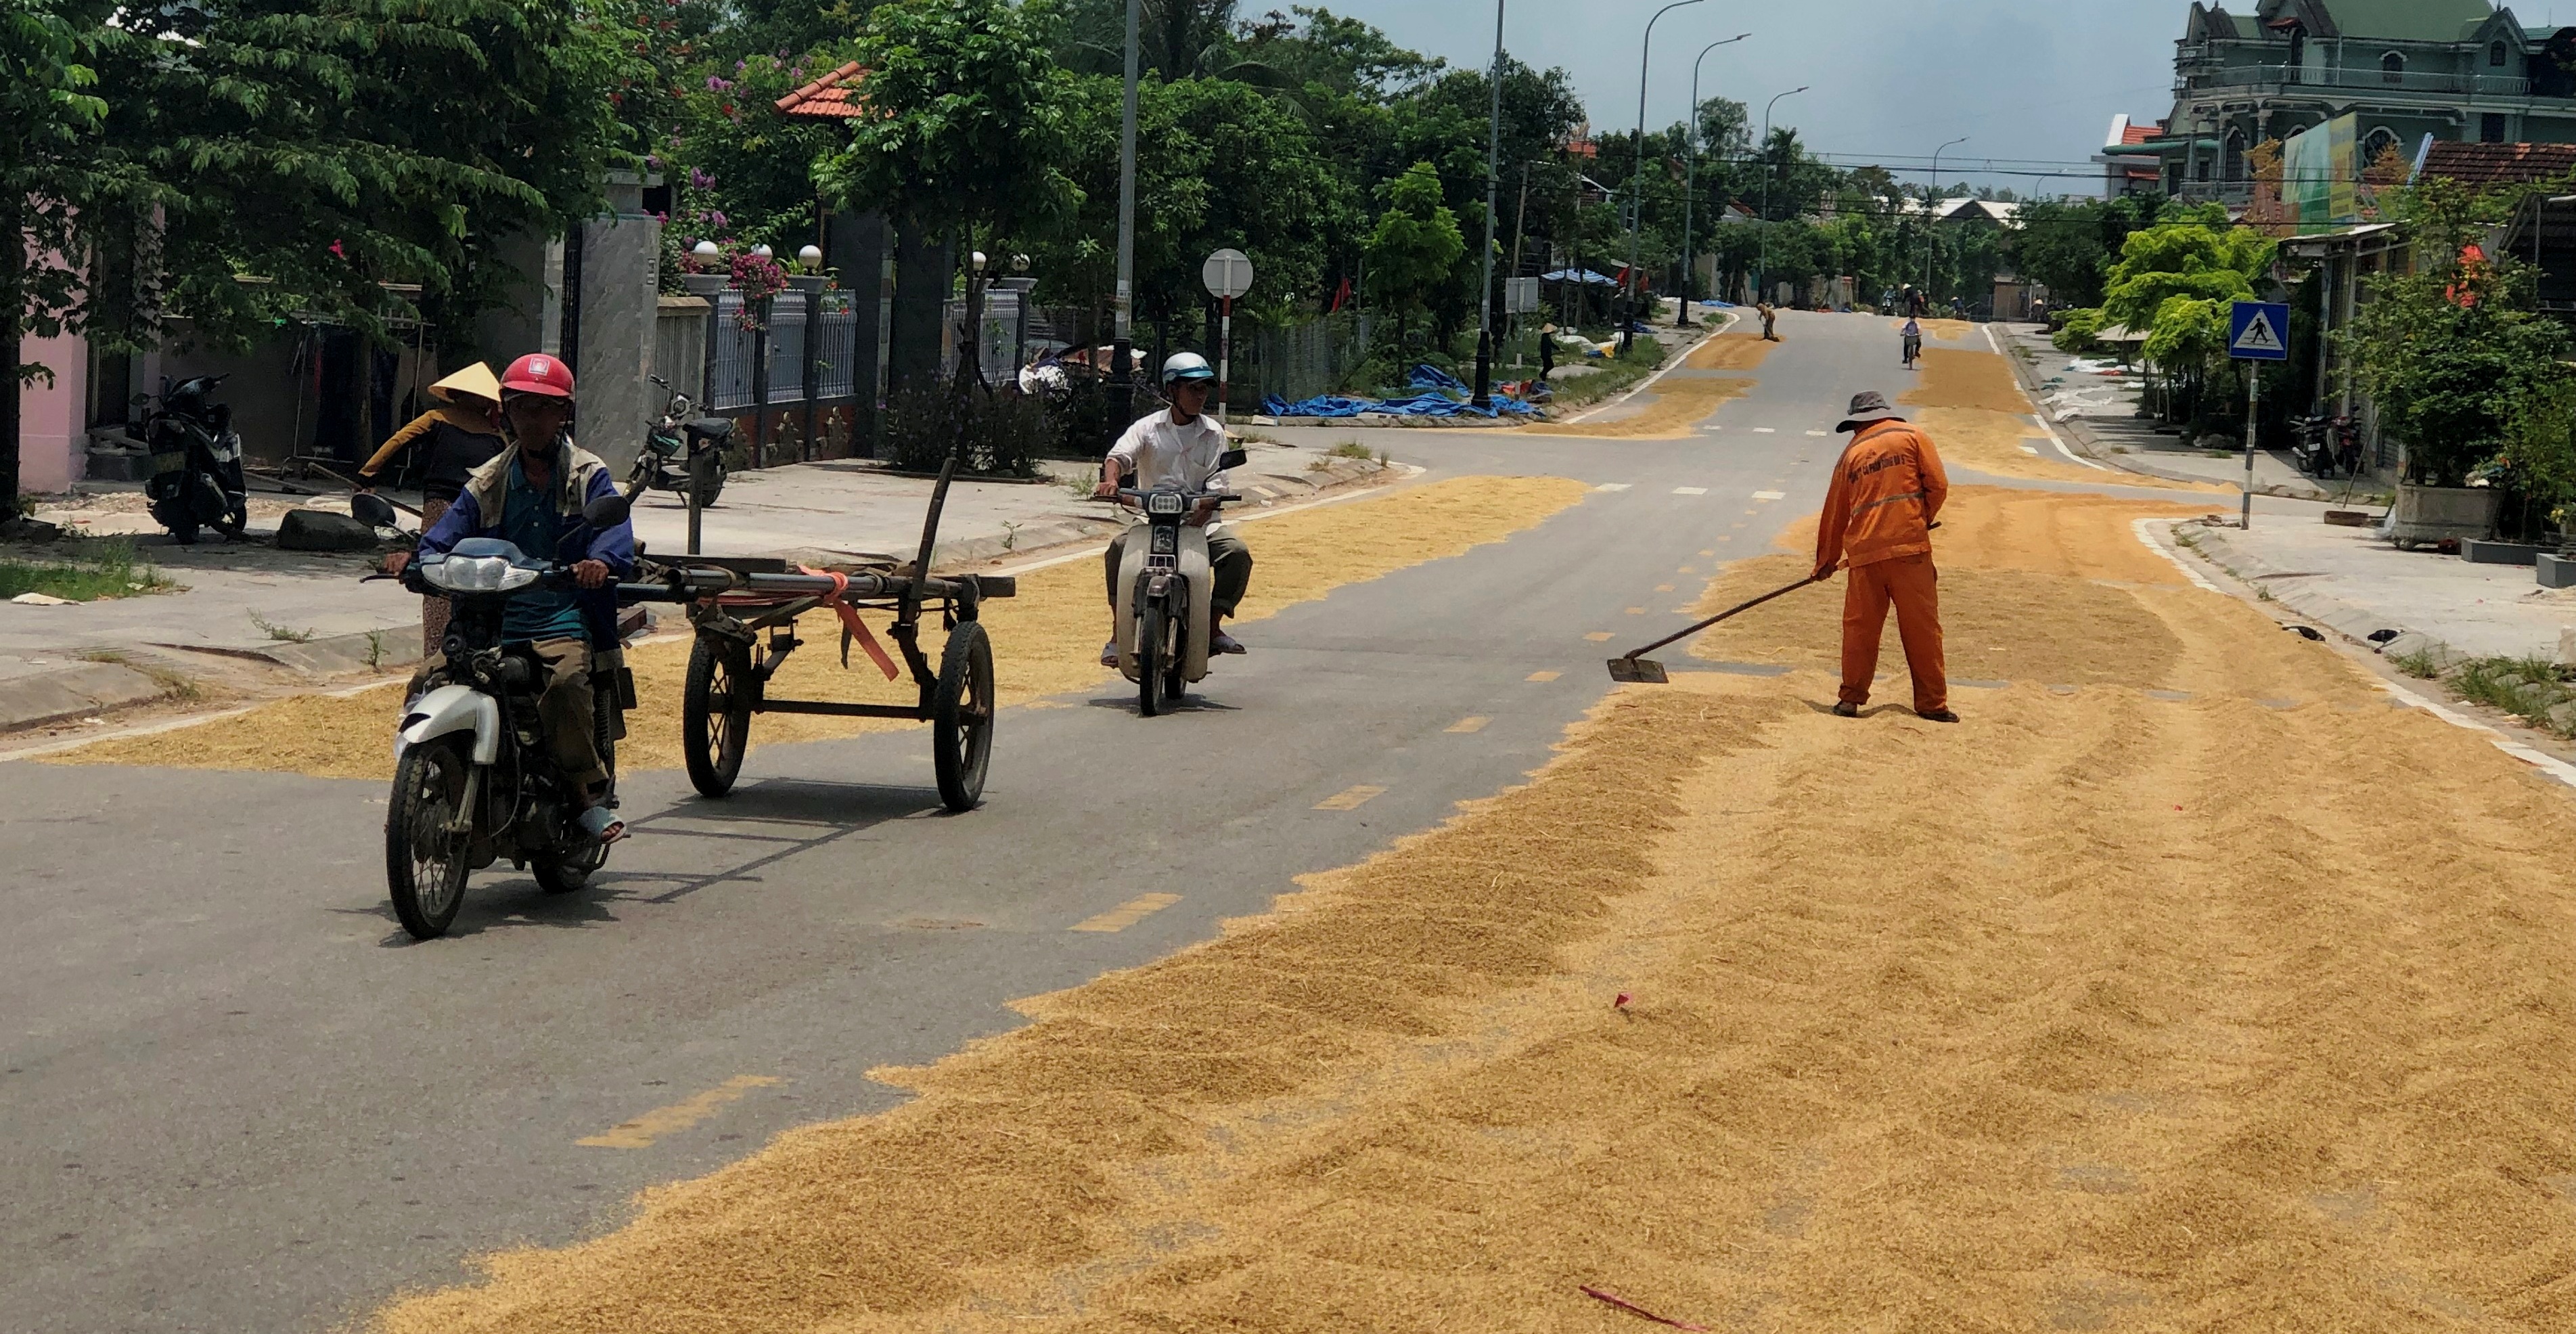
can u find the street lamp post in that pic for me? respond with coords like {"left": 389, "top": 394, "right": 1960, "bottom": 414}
{"left": 1108, "top": 0, "right": 1142, "bottom": 439}
{"left": 1924, "top": 135, "right": 1968, "bottom": 300}
{"left": 1623, "top": 0, "right": 1712, "bottom": 353}
{"left": 1677, "top": 33, "right": 1750, "bottom": 328}
{"left": 1752, "top": 85, "right": 1807, "bottom": 305}
{"left": 1474, "top": 1, "right": 1506, "bottom": 409}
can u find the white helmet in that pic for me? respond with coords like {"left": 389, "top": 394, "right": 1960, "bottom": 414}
{"left": 1160, "top": 351, "right": 1216, "bottom": 386}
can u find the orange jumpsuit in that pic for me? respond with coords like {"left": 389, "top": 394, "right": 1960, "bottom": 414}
{"left": 1814, "top": 419, "right": 1949, "bottom": 713}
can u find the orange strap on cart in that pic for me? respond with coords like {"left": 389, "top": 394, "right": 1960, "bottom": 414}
{"left": 798, "top": 565, "right": 901, "bottom": 681}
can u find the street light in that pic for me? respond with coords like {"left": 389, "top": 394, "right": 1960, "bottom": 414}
{"left": 1623, "top": 0, "right": 1712, "bottom": 353}
{"left": 1753, "top": 85, "right": 1807, "bottom": 303}
{"left": 1924, "top": 135, "right": 1968, "bottom": 298}
{"left": 1474, "top": 1, "right": 1507, "bottom": 409}
{"left": 1677, "top": 32, "right": 1751, "bottom": 328}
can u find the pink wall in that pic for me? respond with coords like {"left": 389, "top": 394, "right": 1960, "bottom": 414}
{"left": 18, "top": 329, "right": 86, "bottom": 493}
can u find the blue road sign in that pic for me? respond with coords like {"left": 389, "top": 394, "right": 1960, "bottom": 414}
{"left": 2229, "top": 301, "right": 2290, "bottom": 361}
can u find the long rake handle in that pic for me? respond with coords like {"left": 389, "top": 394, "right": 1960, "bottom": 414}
{"left": 1617, "top": 573, "right": 1826, "bottom": 663}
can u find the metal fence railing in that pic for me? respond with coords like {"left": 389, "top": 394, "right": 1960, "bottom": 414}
{"left": 811, "top": 291, "right": 859, "bottom": 399}
{"left": 1246, "top": 312, "right": 1372, "bottom": 406}
{"left": 706, "top": 292, "right": 758, "bottom": 411}
{"left": 763, "top": 291, "right": 807, "bottom": 404}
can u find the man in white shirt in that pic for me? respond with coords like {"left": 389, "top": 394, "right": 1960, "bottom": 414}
{"left": 1093, "top": 352, "right": 1255, "bottom": 665}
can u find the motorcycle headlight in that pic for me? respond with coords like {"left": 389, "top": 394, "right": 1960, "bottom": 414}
{"left": 426, "top": 555, "right": 539, "bottom": 594}
{"left": 1147, "top": 491, "right": 1186, "bottom": 516}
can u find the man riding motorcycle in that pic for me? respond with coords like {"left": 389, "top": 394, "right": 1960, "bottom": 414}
{"left": 388, "top": 353, "right": 635, "bottom": 843}
{"left": 1095, "top": 351, "right": 1255, "bottom": 666}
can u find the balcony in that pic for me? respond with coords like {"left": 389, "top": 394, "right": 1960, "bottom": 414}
{"left": 2179, "top": 63, "right": 2532, "bottom": 99}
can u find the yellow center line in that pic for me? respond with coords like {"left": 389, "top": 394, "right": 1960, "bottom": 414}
{"left": 1655, "top": 583, "right": 1675, "bottom": 592}
{"left": 1625, "top": 606, "right": 1646, "bottom": 615}
{"left": 1315, "top": 784, "right": 1388, "bottom": 811}
{"left": 1527, "top": 670, "right": 1562, "bottom": 682}
{"left": 1446, "top": 716, "right": 1491, "bottom": 734}
{"left": 578, "top": 1075, "right": 783, "bottom": 1149}
{"left": 1699, "top": 549, "right": 1715, "bottom": 556}
{"left": 1585, "top": 631, "right": 1615, "bottom": 642}
{"left": 1070, "top": 892, "right": 1182, "bottom": 933}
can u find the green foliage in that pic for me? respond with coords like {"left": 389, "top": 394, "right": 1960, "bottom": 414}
{"left": 819, "top": 0, "right": 1073, "bottom": 242}
{"left": 2140, "top": 297, "right": 2229, "bottom": 378}
{"left": 3, "top": 0, "right": 127, "bottom": 374}
{"left": 0, "top": 537, "right": 170, "bottom": 602}
{"left": 2347, "top": 254, "right": 2573, "bottom": 488}
{"left": 2099, "top": 217, "right": 2273, "bottom": 333}
{"left": 1363, "top": 161, "right": 1464, "bottom": 341}
{"left": 882, "top": 382, "right": 1044, "bottom": 476}
{"left": 2013, "top": 194, "right": 2164, "bottom": 309}
{"left": 2053, "top": 306, "right": 2107, "bottom": 353}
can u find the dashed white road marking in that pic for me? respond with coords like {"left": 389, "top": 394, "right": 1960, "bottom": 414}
{"left": 1753, "top": 490, "right": 1785, "bottom": 500}
{"left": 1805, "top": 429, "right": 1828, "bottom": 437}
{"left": 1753, "top": 427, "right": 1777, "bottom": 434}
{"left": 1672, "top": 486, "right": 1707, "bottom": 495}
{"left": 1591, "top": 483, "right": 1633, "bottom": 492}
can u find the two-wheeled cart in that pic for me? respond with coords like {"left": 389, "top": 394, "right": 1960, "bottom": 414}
{"left": 627, "top": 459, "right": 1013, "bottom": 811}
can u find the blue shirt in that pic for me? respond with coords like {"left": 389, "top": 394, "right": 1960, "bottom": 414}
{"left": 497, "top": 458, "right": 589, "bottom": 644}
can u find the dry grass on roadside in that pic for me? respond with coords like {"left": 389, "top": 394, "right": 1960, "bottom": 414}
{"left": 41, "top": 475, "right": 1591, "bottom": 780}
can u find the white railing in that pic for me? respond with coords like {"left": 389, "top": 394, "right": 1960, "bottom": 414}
{"left": 2182, "top": 63, "right": 2532, "bottom": 97}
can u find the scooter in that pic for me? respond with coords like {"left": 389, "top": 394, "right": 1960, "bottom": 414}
{"left": 1104, "top": 449, "right": 1246, "bottom": 717}
{"left": 629, "top": 376, "right": 731, "bottom": 508}
{"left": 356, "top": 489, "right": 643, "bottom": 940}
{"left": 139, "top": 374, "right": 248, "bottom": 543}
{"left": 2291, "top": 413, "right": 2362, "bottom": 478}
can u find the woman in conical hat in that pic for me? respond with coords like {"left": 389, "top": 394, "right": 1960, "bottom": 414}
{"left": 358, "top": 362, "right": 506, "bottom": 651}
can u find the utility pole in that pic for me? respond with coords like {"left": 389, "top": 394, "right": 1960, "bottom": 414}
{"left": 1925, "top": 135, "right": 1968, "bottom": 299}
{"left": 1753, "top": 86, "right": 1807, "bottom": 305}
{"left": 1677, "top": 32, "right": 1750, "bottom": 328}
{"left": 1108, "top": 0, "right": 1142, "bottom": 440}
{"left": 1474, "top": 1, "right": 1505, "bottom": 410}
{"left": 1624, "top": 0, "right": 1711, "bottom": 354}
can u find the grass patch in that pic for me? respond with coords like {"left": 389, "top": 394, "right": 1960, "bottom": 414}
{"left": 2451, "top": 656, "right": 2576, "bottom": 733}
{"left": 78, "top": 650, "right": 202, "bottom": 702}
{"left": 1326, "top": 441, "right": 1374, "bottom": 460}
{"left": 1543, "top": 339, "right": 1669, "bottom": 412}
{"left": 249, "top": 612, "right": 316, "bottom": 643}
{"left": 0, "top": 539, "right": 173, "bottom": 602}
{"left": 2390, "top": 645, "right": 2446, "bottom": 679}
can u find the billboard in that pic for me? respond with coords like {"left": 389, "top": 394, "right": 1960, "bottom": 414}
{"left": 2283, "top": 114, "right": 2359, "bottom": 232}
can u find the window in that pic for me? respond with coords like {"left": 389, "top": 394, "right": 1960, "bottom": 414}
{"left": 2382, "top": 51, "right": 2406, "bottom": 83}
{"left": 2483, "top": 112, "right": 2509, "bottom": 143}
{"left": 2493, "top": 41, "right": 2511, "bottom": 67}
{"left": 2364, "top": 127, "right": 2401, "bottom": 166}
{"left": 2223, "top": 129, "right": 2246, "bottom": 181}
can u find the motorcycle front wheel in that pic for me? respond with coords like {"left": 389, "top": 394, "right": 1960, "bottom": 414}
{"left": 1136, "top": 602, "right": 1169, "bottom": 717}
{"left": 386, "top": 738, "right": 472, "bottom": 939}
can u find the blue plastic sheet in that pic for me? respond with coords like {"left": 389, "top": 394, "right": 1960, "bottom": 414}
{"left": 1408, "top": 363, "right": 1469, "bottom": 393}
{"left": 1262, "top": 390, "right": 1539, "bottom": 419}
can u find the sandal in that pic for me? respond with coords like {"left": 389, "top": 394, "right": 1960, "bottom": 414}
{"left": 577, "top": 804, "right": 627, "bottom": 846}
{"left": 1100, "top": 640, "right": 1120, "bottom": 667}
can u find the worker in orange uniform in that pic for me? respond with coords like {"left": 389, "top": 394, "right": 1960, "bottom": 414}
{"left": 1811, "top": 390, "right": 1957, "bottom": 722}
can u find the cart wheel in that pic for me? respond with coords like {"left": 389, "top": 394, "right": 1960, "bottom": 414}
{"left": 933, "top": 621, "right": 995, "bottom": 811}
{"left": 683, "top": 635, "right": 752, "bottom": 797}
{"left": 1136, "top": 602, "right": 1168, "bottom": 717}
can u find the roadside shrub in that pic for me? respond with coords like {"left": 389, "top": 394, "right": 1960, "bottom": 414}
{"left": 882, "top": 383, "right": 1043, "bottom": 478}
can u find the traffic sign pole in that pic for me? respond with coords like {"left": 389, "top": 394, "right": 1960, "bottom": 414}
{"left": 1218, "top": 295, "right": 1233, "bottom": 424}
{"left": 2227, "top": 300, "right": 2291, "bottom": 530}
{"left": 1200, "top": 248, "right": 1255, "bottom": 426}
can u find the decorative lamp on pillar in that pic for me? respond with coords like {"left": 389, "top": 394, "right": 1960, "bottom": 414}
{"left": 680, "top": 239, "right": 729, "bottom": 297}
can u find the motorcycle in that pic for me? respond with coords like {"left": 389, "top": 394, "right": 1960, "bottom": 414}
{"left": 2292, "top": 413, "right": 2362, "bottom": 478}
{"left": 629, "top": 376, "right": 731, "bottom": 508}
{"left": 1104, "top": 449, "right": 1246, "bottom": 717}
{"left": 355, "top": 489, "right": 642, "bottom": 940}
{"left": 139, "top": 374, "right": 248, "bottom": 543}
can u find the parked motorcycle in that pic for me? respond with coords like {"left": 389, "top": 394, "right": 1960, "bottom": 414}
{"left": 357, "top": 490, "right": 641, "bottom": 939}
{"left": 139, "top": 374, "right": 248, "bottom": 543}
{"left": 1103, "top": 448, "right": 1246, "bottom": 717}
{"left": 630, "top": 376, "right": 731, "bottom": 508}
{"left": 2291, "top": 413, "right": 2362, "bottom": 478}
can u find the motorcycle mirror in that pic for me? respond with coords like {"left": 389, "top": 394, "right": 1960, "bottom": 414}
{"left": 1217, "top": 448, "right": 1248, "bottom": 470}
{"left": 583, "top": 491, "right": 633, "bottom": 527}
{"left": 349, "top": 493, "right": 400, "bottom": 528}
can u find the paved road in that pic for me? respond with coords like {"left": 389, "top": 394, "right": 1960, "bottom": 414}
{"left": 6, "top": 309, "right": 1995, "bottom": 1331}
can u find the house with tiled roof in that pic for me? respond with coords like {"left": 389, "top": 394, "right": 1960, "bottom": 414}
{"left": 774, "top": 62, "right": 866, "bottom": 120}
{"left": 2140, "top": 1, "right": 2576, "bottom": 203}
{"left": 2098, "top": 114, "right": 2167, "bottom": 194}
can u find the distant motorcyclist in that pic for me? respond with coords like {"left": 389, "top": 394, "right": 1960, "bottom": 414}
{"left": 391, "top": 353, "right": 635, "bottom": 842}
{"left": 1901, "top": 317, "right": 1924, "bottom": 369}
{"left": 1094, "top": 352, "right": 1254, "bottom": 666}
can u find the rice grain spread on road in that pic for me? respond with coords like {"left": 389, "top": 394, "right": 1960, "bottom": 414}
{"left": 41, "top": 475, "right": 1588, "bottom": 780}
{"left": 368, "top": 483, "right": 2576, "bottom": 1333}
{"left": 1901, "top": 348, "right": 2221, "bottom": 491}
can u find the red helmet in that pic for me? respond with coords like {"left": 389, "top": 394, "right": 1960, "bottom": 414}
{"left": 499, "top": 353, "right": 575, "bottom": 399}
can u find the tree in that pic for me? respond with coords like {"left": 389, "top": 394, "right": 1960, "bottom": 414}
{"left": 2350, "top": 254, "right": 2573, "bottom": 488}
{"left": 819, "top": 0, "right": 1073, "bottom": 383}
{"left": 1363, "top": 160, "right": 1464, "bottom": 348}
{"left": 3, "top": 0, "right": 120, "bottom": 502}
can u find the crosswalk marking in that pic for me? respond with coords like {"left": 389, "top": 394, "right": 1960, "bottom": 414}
{"left": 1673, "top": 486, "right": 1707, "bottom": 495}
{"left": 1070, "top": 893, "right": 1183, "bottom": 933}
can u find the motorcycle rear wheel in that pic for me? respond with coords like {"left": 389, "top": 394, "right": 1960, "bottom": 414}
{"left": 537, "top": 704, "right": 618, "bottom": 893}
{"left": 386, "top": 738, "right": 472, "bottom": 939}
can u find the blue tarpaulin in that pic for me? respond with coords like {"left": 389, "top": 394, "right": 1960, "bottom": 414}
{"left": 1262, "top": 390, "right": 1539, "bottom": 419}
{"left": 1407, "top": 363, "right": 1468, "bottom": 392}
{"left": 1540, "top": 268, "right": 1620, "bottom": 287}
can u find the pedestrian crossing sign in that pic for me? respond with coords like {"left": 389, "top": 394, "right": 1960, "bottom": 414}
{"left": 2229, "top": 301, "right": 2290, "bottom": 361}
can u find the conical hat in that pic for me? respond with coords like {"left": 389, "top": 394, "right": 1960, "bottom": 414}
{"left": 428, "top": 361, "right": 501, "bottom": 405}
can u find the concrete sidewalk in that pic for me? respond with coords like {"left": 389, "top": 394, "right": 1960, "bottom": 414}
{"left": 1991, "top": 322, "right": 2354, "bottom": 501}
{"left": 2178, "top": 510, "right": 2575, "bottom": 663}
{"left": 0, "top": 441, "right": 1386, "bottom": 732}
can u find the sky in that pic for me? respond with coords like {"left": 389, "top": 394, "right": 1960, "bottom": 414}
{"left": 1332, "top": 0, "right": 2199, "bottom": 197}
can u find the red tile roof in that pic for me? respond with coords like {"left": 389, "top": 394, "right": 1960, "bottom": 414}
{"left": 2418, "top": 139, "right": 2576, "bottom": 185}
{"left": 775, "top": 62, "right": 866, "bottom": 119}
{"left": 2120, "top": 120, "right": 2163, "bottom": 148}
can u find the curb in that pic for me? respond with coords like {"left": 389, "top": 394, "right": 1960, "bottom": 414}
{"left": 1989, "top": 326, "right": 2341, "bottom": 498}
{"left": 2176, "top": 522, "right": 2441, "bottom": 658}
{"left": 150, "top": 625, "right": 424, "bottom": 676}
{"left": 0, "top": 661, "right": 176, "bottom": 734}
